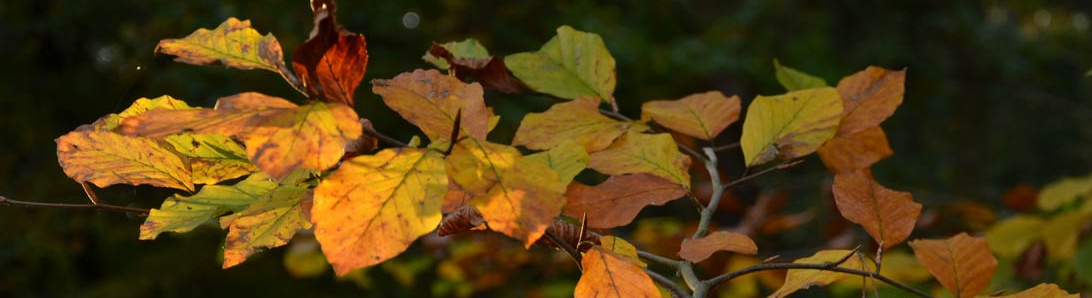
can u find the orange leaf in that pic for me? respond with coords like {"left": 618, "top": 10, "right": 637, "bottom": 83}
{"left": 834, "top": 66, "right": 905, "bottom": 136}
{"left": 587, "top": 132, "right": 691, "bottom": 188}
{"left": 641, "top": 91, "right": 741, "bottom": 140}
{"left": 513, "top": 96, "right": 648, "bottom": 152}
{"left": 817, "top": 125, "right": 893, "bottom": 173}
{"left": 678, "top": 231, "right": 757, "bottom": 263}
{"left": 563, "top": 173, "right": 687, "bottom": 228}
{"left": 831, "top": 169, "right": 921, "bottom": 248}
{"left": 983, "top": 283, "right": 1078, "bottom": 298}
{"left": 312, "top": 148, "right": 447, "bottom": 275}
{"left": 909, "top": 233, "right": 998, "bottom": 298}
{"left": 371, "top": 69, "right": 489, "bottom": 146}
{"left": 156, "top": 18, "right": 287, "bottom": 73}
{"left": 292, "top": 0, "right": 367, "bottom": 105}
{"left": 575, "top": 246, "right": 660, "bottom": 298}
{"left": 769, "top": 249, "right": 873, "bottom": 297}
{"left": 56, "top": 131, "right": 193, "bottom": 192}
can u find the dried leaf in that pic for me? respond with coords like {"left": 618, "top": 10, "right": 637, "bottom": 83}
{"left": 641, "top": 91, "right": 741, "bottom": 140}
{"left": 563, "top": 173, "right": 687, "bottom": 229}
{"left": 981, "top": 283, "right": 1078, "bottom": 298}
{"left": 678, "top": 231, "right": 757, "bottom": 263}
{"left": 312, "top": 148, "right": 447, "bottom": 275}
{"left": 769, "top": 249, "right": 873, "bottom": 298}
{"left": 156, "top": 18, "right": 288, "bottom": 74}
{"left": 834, "top": 66, "right": 905, "bottom": 136}
{"left": 831, "top": 169, "right": 921, "bottom": 248}
{"left": 424, "top": 39, "right": 526, "bottom": 93}
{"left": 505, "top": 26, "right": 616, "bottom": 101}
{"left": 533, "top": 220, "right": 601, "bottom": 252}
{"left": 909, "top": 233, "right": 997, "bottom": 298}
{"left": 524, "top": 140, "right": 589, "bottom": 185}
{"left": 773, "top": 59, "right": 827, "bottom": 91}
{"left": 437, "top": 205, "right": 485, "bottom": 236}
{"left": 56, "top": 131, "right": 192, "bottom": 192}
{"left": 223, "top": 186, "right": 310, "bottom": 268}
{"left": 140, "top": 174, "right": 277, "bottom": 240}
{"left": 372, "top": 69, "right": 489, "bottom": 146}
{"left": 817, "top": 125, "right": 893, "bottom": 173}
{"left": 575, "top": 246, "right": 660, "bottom": 298}
{"left": 292, "top": 0, "right": 368, "bottom": 105}
{"left": 740, "top": 87, "right": 842, "bottom": 167}
{"left": 1037, "top": 173, "right": 1092, "bottom": 211}
{"left": 588, "top": 132, "right": 691, "bottom": 189}
{"left": 514, "top": 96, "right": 648, "bottom": 152}
{"left": 985, "top": 215, "right": 1044, "bottom": 259}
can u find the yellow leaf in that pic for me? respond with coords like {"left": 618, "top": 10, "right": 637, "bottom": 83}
{"left": 164, "top": 133, "right": 257, "bottom": 185}
{"left": 678, "top": 231, "right": 758, "bottom": 263}
{"left": 719, "top": 255, "right": 762, "bottom": 298}
{"left": 575, "top": 246, "right": 660, "bottom": 298}
{"left": 525, "top": 140, "right": 589, "bottom": 185}
{"left": 223, "top": 186, "right": 310, "bottom": 268}
{"left": 505, "top": 26, "right": 616, "bottom": 101}
{"left": 371, "top": 69, "right": 489, "bottom": 145}
{"left": 769, "top": 249, "right": 873, "bottom": 298}
{"left": 773, "top": 59, "right": 828, "bottom": 91}
{"left": 1041, "top": 210, "right": 1089, "bottom": 262}
{"left": 588, "top": 132, "right": 691, "bottom": 189}
{"left": 599, "top": 236, "right": 646, "bottom": 267}
{"left": 312, "top": 148, "right": 447, "bottom": 275}
{"left": 56, "top": 131, "right": 193, "bottom": 192}
{"left": 1037, "top": 173, "right": 1092, "bottom": 211}
{"left": 831, "top": 169, "right": 921, "bottom": 249}
{"left": 978, "top": 283, "right": 1079, "bottom": 298}
{"left": 87, "top": 95, "right": 195, "bottom": 131}
{"left": 156, "top": 18, "right": 287, "bottom": 73}
{"left": 740, "top": 87, "right": 843, "bottom": 167}
{"left": 445, "top": 138, "right": 521, "bottom": 194}
{"left": 641, "top": 91, "right": 741, "bottom": 140}
{"left": 985, "top": 215, "right": 1044, "bottom": 259}
{"left": 514, "top": 96, "right": 648, "bottom": 152}
{"left": 140, "top": 174, "right": 277, "bottom": 240}
{"left": 909, "top": 233, "right": 997, "bottom": 298}
{"left": 832, "top": 250, "right": 932, "bottom": 290}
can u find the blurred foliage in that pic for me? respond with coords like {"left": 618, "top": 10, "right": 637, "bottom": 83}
{"left": 2, "top": 0, "right": 1091, "bottom": 297}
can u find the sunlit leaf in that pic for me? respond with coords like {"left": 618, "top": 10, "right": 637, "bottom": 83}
{"left": 588, "top": 132, "right": 691, "bottom": 188}
{"left": 985, "top": 215, "right": 1044, "bottom": 259}
{"left": 222, "top": 186, "right": 310, "bottom": 268}
{"left": 1041, "top": 210, "right": 1089, "bottom": 262}
{"left": 980, "top": 283, "right": 1079, "bottom": 298}
{"left": 140, "top": 174, "right": 277, "bottom": 240}
{"left": 525, "top": 140, "right": 589, "bottom": 185}
{"left": 156, "top": 18, "right": 288, "bottom": 74}
{"left": 817, "top": 126, "right": 893, "bottom": 173}
{"left": 87, "top": 95, "right": 195, "bottom": 131}
{"left": 769, "top": 249, "right": 873, "bottom": 298}
{"left": 424, "top": 39, "right": 526, "bottom": 93}
{"left": 292, "top": 0, "right": 368, "bottom": 105}
{"left": 575, "top": 246, "right": 659, "bottom": 298}
{"left": 1037, "top": 173, "right": 1092, "bottom": 211}
{"left": 513, "top": 96, "right": 648, "bottom": 152}
{"left": 740, "top": 87, "right": 842, "bottom": 167}
{"left": 909, "top": 233, "right": 997, "bottom": 298}
{"left": 834, "top": 66, "right": 905, "bottom": 136}
{"left": 164, "top": 133, "right": 257, "bottom": 185}
{"left": 312, "top": 148, "right": 447, "bottom": 275}
{"left": 564, "top": 173, "right": 687, "bottom": 229}
{"left": 505, "top": 26, "right": 616, "bottom": 101}
{"left": 678, "top": 231, "right": 757, "bottom": 263}
{"left": 831, "top": 169, "right": 921, "bottom": 248}
{"left": 773, "top": 59, "right": 827, "bottom": 91}
{"left": 372, "top": 69, "right": 489, "bottom": 146}
{"left": 445, "top": 139, "right": 521, "bottom": 194}
{"left": 56, "top": 131, "right": 192, "bottom": 192}
{"left": 641, "top": 91, "right": 741, "bottom": 140}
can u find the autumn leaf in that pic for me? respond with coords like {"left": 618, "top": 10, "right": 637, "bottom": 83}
{"left": 1037, "top": 173, "right": 1092, "bottom": 211}
{"left": 678, "top": 231, "right": 757, "bottom": 263}
{"left": 909, "top": 233, "right": 997, "bottom": 298}
{"left": 222, "top": 186, "right": 310, "bottom": 268}
{"left": 312, "top": 148, "right": 447, "bottom": 275}
{"left": 156, "top": 18, "right": 293, "bottom": 81}
{"left": 424, "top": 39, "right": 526, "bottom": 93}
{"left": 769, "top": 249, "right": 873, "bottom": 298}
{"left": 164, "top": 133, "right": 257, "bottom": 185}
{"left": 773, "top": 59, "right": 828, "bottom": 91}
{"left": 599, "top": 236, "right": 645, "bottom": 267}
{"left": 575, "top": 246, "right": 660, "bottom": 298}
{"left": 85, "top": 95, "right": 195, "bottom": 131}
{"left": 505, "top": 26, "right": 616, "bottom": 101}
{"left": 834, "top": 66, "right": 905, "bottom": 136}
{"left": 587, "top": 132, "right": 691, "bottom": 188}
{"left": 121, "top": 92, "right": 362, "bottom": 180}
{"left": 817, "top": 126, "right": 893, "bottom": 173}
{"left": 292, "top": 0, "right": 368, "bottom": 105}
{"left": 57, "top": 131, "right": 193, "bottom": 192}
{"left": 1041, "top": 210, "right": 1089, "bottom": 262}
{"left": 525, "top": 140, "right": 589, "bottom": 185}
{"left": 140, "top": 174, "right": 278, "bottom": 240}
{"left": 831, "top": 169, "right": 921, "bottom": 248}
{"left": 740, "top": 87, "right": 842, "bottom": 167}
{"left": 513, "top": 96, "right": 648, "bottom": 152}
{"left": 563, "top": 173, "right": 687, "bottom": 229}
{"left": 641, "top": 91, "right": 741, "bottom": 140}
{"left": 445, "top": 138, "right": 521, "bottom": 194}
{"left": 372, "top": 69, "right": 489, "bottom": 146}
{"left": 982, "top": 283, "right": 1079, "bottom": 298}
{"left": 985, "top": 215, "right": 1044, "bottom": 258}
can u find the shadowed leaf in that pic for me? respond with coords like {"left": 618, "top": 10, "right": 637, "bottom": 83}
{"left": 505, "top": 26, "right": 616, "bottom": 101}
{"left": 424, "top": 39, "right": 526, "bottom": 93}
{"left": 834, "top": 66, "right": 905, "bottom": 136}
{"left": 769, "top": 250, "right": 873, "bottom": 298}
{"left": 575, "top": 246, "right": 659, "bottom": 298}
{"left": 1041, "top": 211, "right": 1089, "bottom": 262}
{"left": 514, "top": 96, "right": 647, "bottom": 152}
{"left": 599, "top": 236, "right": 645, "bottom": 266}
{"left": 292, "top": 0, "right": 368, "bottom": 105}
{"left": 57, "top": 131, "right": 192, "bottom": 192}
{"left": 1037, "top": 173, "right": 1092, "bottom": 211}
{"left": 222, "top": 186, "right": 310, "bottom": 268}
{"left": 678, "top": 231, "right": 758, "bottom": 263}
{"left": 773, "top": 59, "right": 827, "bottom": 91}
{"left": 564, "top": 173, "right": 687, "bottom": 228}
{"left": 740, "top": 87, "right": 842, "bottom": 167}
{"left": 372, "top": 69, "right": 489, "bottom": 146}
{"left": 832, "top": 169, "right": 921, "bottom": 248}
{"left": 909, "top": 233, "right": 997, "bottom": 298}
{"left": 817, "top": 126, "right": 893, "bottom": 173}
{"left": 641, "top": 91, "right": 741, "bottom": 140}
{"left": 588, "top": 132, "right": 691, "bottom": 189}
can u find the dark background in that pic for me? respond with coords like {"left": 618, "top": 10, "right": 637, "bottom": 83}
{"left": 2, "top": 0, "right": 1090, "bottom": 297}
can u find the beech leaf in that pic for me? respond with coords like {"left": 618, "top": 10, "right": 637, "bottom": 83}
{"left": 372, "top": 69, "right": 489, "bottom": 146}
{"left": 292, "top": 0, "right": 368, "bottom": 105}
{"left": 587, "top": 132, "right": 691, "bottom": 189}
{"left": 909, "top": 233, "right": 997, "bottom": 298}
{"left": 641, "top": 91, "right": 741, "bottom": 140}
{"left": 980, "top": 283, "right": 1078, "bottom": 298}
{"left": 87, "top": 95, "right": 195, "bottom": 131}
{"left": 773, "top": 59, "right": 828, "bottom": 91}
{"left": 56, "top": 131, "right": 193, "bottom": 192}
{"left": 505, "top": 26, "right": 616, "bottom": 101}
{"left": 769, "top": 249, "right": 873, "bottom": 298}
{"left": 678, "top": 231, "right": 758, "bottom": 263}
{"left": 525, "top": 140, "right": 589, "bottom": 185}
{"left": 140, "top": 174, "right": 277, "bottom": 240}
{"left": 424, "top": 39, "right": 526, "bottom": 93}
{"left": 575, "top": 246, "right": 660, "bottom": 298}
{"left": 513, "top": 96, "right": 648, "bottom": 152}
{"left": 164, "top": 133, "right": 257, "bottom": 185}
{"left": 1037, "top": 173, "right": 1092, "bottom": 211}
{"left": 563, "top": 173, "right": 687, "bottom": 229}
{"left": 817, "top": 125, "right": 893, "bottom": 173}
{"left": 740, "top": 87, "right": 843, "bottom": 167}
{"left": 831, "top": 169, "right": 921, "bottom": 248}
{"left": 985, "top": 215, "right": 1044, "bottom": 258}
{"left": 156, "top": 18, "right": 288, "bottom": 74}
{"left": 834, "top": 66, "right": 906, "bottom": 135}
{"left": 312, "top": 148, "right": 447, "bottom": 275}
{"left": 599, "top": 236, "right": 646, "bottom": 267}
{"left": 222, "top": 186, "right": 310, "bottom": 268}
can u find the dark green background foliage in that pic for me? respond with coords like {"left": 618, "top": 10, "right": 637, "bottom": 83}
{"left": 2, "top": 0, "right": 1090, "bottom": 296}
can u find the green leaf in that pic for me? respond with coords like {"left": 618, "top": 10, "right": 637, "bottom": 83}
{"left": 587, "top": 132, "right": 691, "bottom": 189}
{"left": 423, "top": 39, "right": 491, "bottom": 69}
{"left": 140, "top": 174, "right": 277, "bottom": 240}
{"left": 1075, "top": 238, "right": 1092, "bottom": 283}
{"left": 222, "top": 186, "right": 310, "bottom": 268}
{"left": 740, "top": 87, "right": 843, "bottom": 167}
{"left": 773, "top": 59, "right": 828, "bottom": 91}
{"left": 505, "top": 26, "right": 616, "bottom": 101}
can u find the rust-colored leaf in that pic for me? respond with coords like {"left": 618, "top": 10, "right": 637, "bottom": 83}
{"left": 424, "top": 39, "right": 526, "bottom": 93}
{"left": 575, "top": 246, "right": 660, "bottom": 298}
{"left": 563, "top": 173, "right": 687, "bottom": 228}
{"left": 831, "top": 169, "right": 921, "bottom": 248}
{"left": 222, "top": 186, "right": 310, "bottom": 268}
{"left": 769, "top": 249, "right": 873, "bottom": 298}
{"left": 834, "top": 66, "right": 905, "bottom": 136}
{"left": 292, "top": 0, "right": 368, "bottom": 105}
{"left": 156, "top": 18, "right": 288, "bottom": 74}
{"left": 514, "top": 96, "right": 648, "bottom": 152}
{"left": 909, "top": 233, "right": 998, "bottom": 298}
{"left": 987, "top": 283, "right": 1079, "bottom": 298}
{"left": 372, "top": 69, "right": 489, "bottom": 146}
{"left": 56, "top": 131, "right": 192, "bottom": 192}
{"left": 587, "top": 132, "right": 691, "bottom": 188}
{"left": 641, "top": 91, "right": 741, "bottom": 140}
{"left": 678, "top": 231, "right": 757, "bottom": 263}
{"left": 817, "top": 125, "right": 893, "bottom": 173}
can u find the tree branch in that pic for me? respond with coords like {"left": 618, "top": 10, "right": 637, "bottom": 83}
{"left": 637, "top": 250, "right": 681, "bottom": 268}
{"left": 0, "top": 195, "right": 150, "bottom": 215}
{"left": 645, "top": 268, "right": 688, "bottom": 298}
{"left": 703, "top": 261, "right": 933, "bottom": 298}
{"left": 719, "top": 159, "right": 803, "bottom": 192}
{"left": 361, "top": 124, "right": 409, "bottom": 147}
{"left": 543, "top": 228, "right": 584, "bottom": 271}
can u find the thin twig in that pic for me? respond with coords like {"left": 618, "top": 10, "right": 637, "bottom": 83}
{"left": 362, "top": 124, "right": 408, "bottom": 147}
{"left": 543, "top": 228, "right": 584, "bottom": 271}
{"left": 645, "top": 269, "right": 688, "bottom": 298}
{"left": 0, "top": 195, "right": 150, "bottom": 215}
{"left": 637, "top": 250, "right": 681, "bottom": 268}
{"left": 713, "top": 142, "right": 740, "bottom": 152}
{"left": 719, "top": 159, "right": 803, "bottom": 192}
{"left": 703, "top": 261, "right": 933, "bottom": 298}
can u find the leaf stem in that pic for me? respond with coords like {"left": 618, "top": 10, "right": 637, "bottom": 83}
{"left": 0, "top": 195, "right": 150, "bottom": 215}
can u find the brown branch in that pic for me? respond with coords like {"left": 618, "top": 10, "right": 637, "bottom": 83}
{"left": 543, "top": 228, "right": 584, "bottom": 271}
{"left": 645, "top": 268, "right": 689, "bottom": 298}
{"left": 720, "top": 159, "right": 804, "bottom": 192}
{"left": 0, "top": 195, "right": 150, "bottom": 215}
{"left": 361, "top": 124, "right": 409, "bottom": 147}
{"left": 713, "top": 142, "right": 740, "bottom": 152}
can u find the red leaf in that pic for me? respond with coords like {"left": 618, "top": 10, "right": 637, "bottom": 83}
{"left": 292, "top": 0, "right": 368, "bottom": 105}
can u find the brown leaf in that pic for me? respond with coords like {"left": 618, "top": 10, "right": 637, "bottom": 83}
{"left": 292, "top": 0, "right": 368, "bottom": 105}
{"left": 563, "top": 173, "right": 687, "bottom": 228}
{"left": 678, "top": 231, "right": 758, "bottom": 263}
{"left": 817, "top": 125, "right": 893, "bottom": 173}
{"left": 372, "top": 69, "right": 489, "bottom": 146}
{"left": 834, "top": 66, "right": 905, "bottom": 136}
{"left": 1001, "top": 184, "right": 1038, "bottom": 212}
{"left": 909, "top": 233, "right": 997, "bottom": 298}
{"left": 427, "top": 42, "right": 526, "bottom": 93}
{"left": 532, "top": 220, "right": 601, "bottom": 252}
{"left": 437, "top": 205, "right": 485, "bottom": 237}
{"left": 575, "top": 246, "right": 660, "bottom": 298}
{"left": 641, "top": 91, "right": 741, "bottom": 140}
{"left": 832, "top": 169, "right": 921, "bottom": 248}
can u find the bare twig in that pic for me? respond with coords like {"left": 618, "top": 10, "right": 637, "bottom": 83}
{"left": 713, "top": 142, "right": 740, "bottom": 152}
{"left": 543, "top": 228, "right": 584, "bottom": 271}
{"left": 645, "top": 268, "right": 688, "bottom": 298}
{"left": 0, "top": 195, "right": 150, "bottom": 215}
{"left": 362, "top": 124, "right": 409, "bottom": 147}
{"left": 637, "top": 250, "right": 681, "bottom": 268}
{"left": 703, "top": 256, "right": 933, "bottom": 298}
{"left": 719, "top": 159, "right": 804, "bottom": 192}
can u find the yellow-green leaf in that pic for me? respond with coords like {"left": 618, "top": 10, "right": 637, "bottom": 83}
{"left": 1042, "top": 210, "right": 1089, "bottom": 262}
{"left": 773, "top": 59, "right": 828, "bottom": 91}
{"left": 371, "top": 69, "right": 490, "bottom": 145}
{"left": 769, "top": 249, "right": 873, "bottom": 298}
{"left": 222, "top": 186, "right": 310, "bottom": 268}
{"left": 156, "top": 18, "right": 287, "bottom": 73}
{"left": 740, "top": 87, "right": 843, "bottom": 167}
{"left": 599, "top": 236, "right": 646, "bottom": 267}
{"left": 588, "top": 132, "right": 691, "bottom": 189}
{"left": 525, "top": 140, "right": 588, "bottom": 185}
{"left": 445, "top": 139, "right": 521, "bottom": 194}
{"left": 641, "top": 91, "right": 741, "bottom": 140}
{"left": 575, "top": 246, "right": 660, "bottom": 298}
{"left": 164, "top": 133, "right": 257, "bottom": 185}
{"left": 140, "top": 174, "right": 277, "bottom": 240}
{"left": 89, "top": 95, "right": 195, "bottom": 131}
{"left": 985, "top": 215, "right": 1045, "bottom": 259}
{"left": 514, "top": 96, "right": 647, "bottom": 152}
{"left": 312, "top": 148, "right": 447, "bottom": 275}
{"left": 505, "top": 26, "right": 616, "bottom": 101}
{"left": 56, "top": 131, "right": 193, "bottom": 192}
{"left": 1037, "top": 173, "right": 1092, "bottom": 211}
